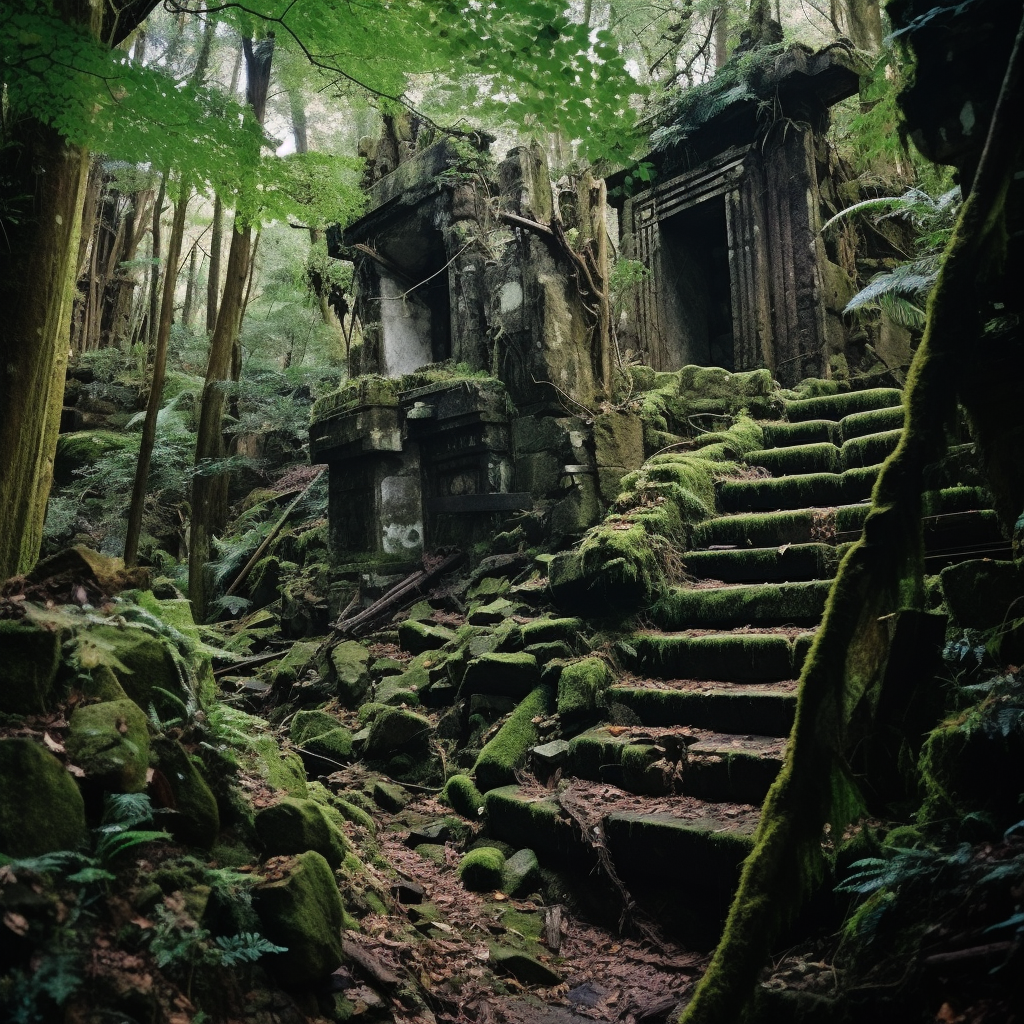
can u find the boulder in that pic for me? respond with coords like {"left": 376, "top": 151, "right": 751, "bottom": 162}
{"left": 0, "top": 739, "right": 86, "bottom": 857}
{"left": 397, "top": 620, "right": 456, "bottom": 654}
{"left": 489, "top": 945, "right": 563, "bottom": 987}
{"left": 0, "top": 620, "right": 62, "bottom": 715}
{"left": 255, "top": 797, "right": 349, "bottom": 868}
{"left": 289, "top": 710, "right": 353, "bottom": 764}
{"left": 458, "top": 847, "right": 505, "bottom": 891}
{"left": 557, "top": 658, "right": 613, "bottom": 723}
{"left": 252, "top": 851, "right": 345, "bottom": 986}
{"left": 66, "top": 698, "right": 150, "bottom": 793}
{"left": 329, "top": 641, "right": 371, "bottom": 704}
{"left": 363, "top": 707, "right": 432, "bottom": 758}
{"left": 462, "top": 653, "right": 540, "bottom": 699}
{"left": 150, "top": 736, "right": 219, "bottom": 848}
{"left": 502, "top": 848, "right": 541, "bottom": 897}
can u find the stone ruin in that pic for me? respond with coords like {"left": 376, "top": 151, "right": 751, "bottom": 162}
{"left": 311, "top": 45, "right": 862, "bottom": 562}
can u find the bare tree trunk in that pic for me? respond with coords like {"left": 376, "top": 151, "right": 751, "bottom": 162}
{"left": 124, "top": 182, "right": 192, "bottom": 564}
{"left": 182, "top": 246, "right": 200, "bottom": 327}
{"left": 714, "top": 3, "right": 730, "bottom": 68}
{"left": 148, "top": 171, "right": 167, "bottom": 353}
{"left": 189, "top": 34, "right": 274, "bottom": 616}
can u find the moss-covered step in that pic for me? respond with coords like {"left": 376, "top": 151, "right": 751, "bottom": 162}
{"left": 718, "top": 465, "right": 880, "bottom": 513}
{"left": 692, "top": 505, "right": 870, "bottom": 548}
{"left": 651, "top": 580, "right": 832, "bottom": 630}
{"left": 837, "top": 404, "right": 904, "bottom": 441}
{"left": 683, "top": 734, "right": 786, "bottom": 805}
{"left": 483, "top": 785, "right": 584, "bottom": 865}
{"left": 681, "top": 544, "right": 839, "bottom": 583}
{"left": 603, "top": 810, "right": 756, "bottom": 941}
{"left": 608, "top": 681, "right": 798, "bottom": 736}
{"left": 759, "top": 420, "right": 839, "bottom": 449}
{"left": 745, "top": 442, "right": 841, "bottom": 477}
{"left": 783, "top": 388, "right": 902, "bottom": 423}
{"left": 621, "top": 632, "right": 795, "bottom": 681}
{"left": 840, "top": 428, "right": 902, "bottom": 470}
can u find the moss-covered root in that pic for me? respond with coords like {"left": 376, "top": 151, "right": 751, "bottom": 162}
{"left": 473, "top": 686, "right": 554, "bottom": 792}
{"left": 679, "top": 49, "right": 1024, "bottom": 1016}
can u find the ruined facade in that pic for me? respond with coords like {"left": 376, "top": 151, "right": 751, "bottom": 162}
{"left": 610, "top": 46, "right": 860, "bottom": 385}
{"left": 311, "top": 46, "right": 863, "bottom": 559}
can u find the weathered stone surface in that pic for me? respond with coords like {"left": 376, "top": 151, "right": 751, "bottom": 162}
{"left": 0, "top": 739, "right": 86, "bottom": 857}
{"left": 0, "top": 620, "right": 62, "bottom": 715}
{"left": 462, "top": 653, "right": 540, "bottom": 699}
{"left": 363, "top": 707, "right": 432, "bottom": 758}
{"left": 458, "top": 847, "right": 505, "bottom": 891}
{"left": 252, "top": 851, "right": 345, "bottom": 986}
{"left": 502, "top": 848, "right": 541, "bottom": 897}
{"left": 328, "top": 640, "right": 372, "bottom": 704}
{"left": 557, "top": 658, "right": 613, "bottom": 722}
{"left": 475, "top": 685, "right": 554, "bottom": 792}
{"left": 290, "top": 710, "right": 354, "bottom": 763}
{"left": 66, "top": 698, "right": 150, "bottom": 793}
{"left": 398, "top": 619, "right": 456, "bottom": 654}
{"left": 489, "top": 944, "right": 563, "bottom": 987}
{"left": 150, "top": 736, "right": 219, "bottom": 848}
{"left": 372, "top": 779, "right": 411, "bottom": 812}
{"left": 256, "top": 797, "right": 349, "bottom": 868}
{"left": 271, "top": 639, "right": 321, "bottom": 689}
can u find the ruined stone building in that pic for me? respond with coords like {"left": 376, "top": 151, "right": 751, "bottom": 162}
{"left": 311, "top": 45, "right": 864, "bottom": 561}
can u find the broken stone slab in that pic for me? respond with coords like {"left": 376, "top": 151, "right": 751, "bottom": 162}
{"left": 467, "top": 598, "right": 516, "bottom": 626}
{"left": 389, "top": 876, "right": 425, "bottom": 904}
{"left": 502, "top": 848, "right": 541, "bottom": 897}
{"left": 363, "top": 707, "right": 432, "bottom": 758}
{"left": 372, "top": 780, "right": 411, "bottom": 812}
{"left": 462, "top": 652, "right": 540, "bottom": 699}
{"left": 328, "top": 640, "right": 372, "bottom": 704}
{"left": 398, "top": 619, "right": 457, "bottom": 654}
{"left": 255, "top": 796, "right": 350, "bottom": 869}
{"left": 531, "top": 739, "right": 570, "bottom": 770}
{"left": 524, "top": 641, "right": 573, "bottom": 665}
{"left": 150, "top": 735, "right": 220, "bottom": 849}
{"left": 488, "top": 944, "right": 563, "bottom": 987}
{"left": 405, "top": 816, "right": 473, "bottom": 847}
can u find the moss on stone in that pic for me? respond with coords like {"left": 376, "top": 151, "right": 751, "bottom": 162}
{"left": 151, "top": 735, "right": 219, "bottom": 848}
{"left": 398, "top": 619, "right": 456, "bottom": 654}
{"left": 759, "top": 420, "right": 837, "bottom": 448}
{"left": 252, "top": 740, "right": 309, "bottom": 797}
{"left": 840, "top": 428, "right": 902, "bottom": 469}
{"left": 747, "top": 443, "right": 842, "bottom": 477}
{"left": 458, "top": 846, "right": 506, "bottom": 891}
{"left": 329, "top": 640, "right": 372, "bottom": 704}
{"left": 252, "top": 850, "right": 345, "bottom": 986}
{"left": 682, "top": 544, "right": 838, "bottom": 584}
{"left": 783, "top": 388, "right": 902, "bottom": 423}
{"left": 838, "top": 404, "right": 905, "bottom": 440}
{"left": 82, "top": 665, "right": 129, "bottom": 702}
{"left": 556, "top": 658, "right": 613, "bottom": 722}
{"left": 519, "top": 617, "right": 585, "bottom": 646}
{"left": 474, "top": 685, "right": 554, "bottom": 792}
{"left": 623, "top": 633, "right": 795, "bottom": 682}
{"left": 0, "top": 619, "right": 62, "bottom": 715}
{"left": 0, "top": 738, "right": 87, "bottom": 857}
{"left": 651, "top": 580, "right": 831, "bottom": 630}
{"left": 255, "top": 796, "right": 350, "bottom": 868}
{"left": 461, "top": 652, "right": 540, "bottom": 698}
{"left": 363, "top": 707, "right": 432, "bottom": 758}
{"left": 441, "top": 774, "right": 485, "bottom": 818}
{"left": 66, "top": 697, "right": 150, "bottom": 793}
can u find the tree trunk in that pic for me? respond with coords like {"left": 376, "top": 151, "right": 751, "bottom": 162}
{"left": 0, "top": 125, "right": 92, "bottom": 578}
{"left": 182, "top": 245, "right": 200, "bottom": 327}
{"left": 148, "top": 171, "right": 167, "bottom": 352}
{"left": 124, "top": 181, "right": 192, "bottom": 565}
{"left": 839, "top": 0, "right": 883, "bottom": 51}
{"left": 714, "top": 4, "right": 730, "bottom": 68}
{"left": 189, "top": 34, "right": 274, "bottom": 617}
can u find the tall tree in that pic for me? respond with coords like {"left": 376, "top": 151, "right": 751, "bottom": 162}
{"left": 188, "top": 34, "right": 275, "bottom": 615}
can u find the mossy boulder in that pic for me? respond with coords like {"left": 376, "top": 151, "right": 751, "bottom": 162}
{"left": 502, "top": 848, "right": 541, "bottom": 897}
{"left": 255, "top": 796, "right": 350, "bottom": 868}
{"left": 398, "top": 619, "right": 456, "bottom": 654}
{"left": 252, "top": 851, "right": 345, "bottom": 986}
{"left": 66, "top": 698, "right": 150, "bottom": 793}
{"left": 80, "top": 624, "right": 187, "bottom": 721}
{"left": 82, "top": 665, "right": 129, "bottom": 702}
{"left": 289, "top": 710, "right": 353, "bottom": 764}
{"left": 441, "top": 774, "right": 485, "bottom": 819}
{"left": 271, "top": 640, "right": 321, "bottom": 689}
{"left": 363, "top": 707, "right": 432, "bottom": 758}
{"left": 557, "top": 658, "right": 613, "bottom": 723}
{"left": 0, "top": 739, "right": 87, "bottom": 857}
{"left": 458, "top": 847, "right": 505, "bottom": 891}
{"left": 462, "top": 653, "right": 540, "bottom": 699}
{"left": 474, "top": 685, "right": 554, "bottom": 792}
{"left": 0, "top": 619, "right": 62, "bottom": 715}
{"left": 150, "top": 736, "right": 219, "bottom": 848}
{"left": 329, "top": 640, "right": 371, "bottom": 704}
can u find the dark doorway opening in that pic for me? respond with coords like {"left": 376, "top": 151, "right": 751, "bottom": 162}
{"left": 659, "top": 195, "right": 734, "bottom": 370}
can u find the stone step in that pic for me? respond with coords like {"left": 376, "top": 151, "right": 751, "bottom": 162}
{"left": 718, "top": 465, "right": 880, "bottom": 513}
{"left": 692, "top": 505, "right": 869, "bottom": 548}
{"left": 620, "top": 631, "right": 807, "bottom": 681}
{"left": 651, "top": 580, "right": 832, "bottom": 630}
{"left": 682, "top": 543, "right": 840, "bottom": 583}
{"left": 608, "top": 680, "right": 798, "bottom": 736}
{"left": 759, "top": 405, "right": 904, "bottom": 449}
{"left": 840, "top": 428, "right": 902, "bottom": 469}
{"left": 745, "top": 428, "right": 901, "bottom": 478}
{"left": 565, "top": 726, "right": 785, "bottom": 805}
{"left": 784, "top": 388, "right": 903, "bottom": 423}
{"left": 484, "top": 783, "right": 758, "bottom": 943}
{"left": 838, "top": 404, "right": 905, "bottom": 441}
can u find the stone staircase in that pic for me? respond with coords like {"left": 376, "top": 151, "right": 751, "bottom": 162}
{"left": 481, "top": 385, "right": 1009, "bottom": 944}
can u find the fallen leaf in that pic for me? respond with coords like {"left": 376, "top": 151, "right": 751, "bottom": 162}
{"left": 43, "top": 732, "right": 63, "bottom": 753}
{"left": 778, "top": 542, "right": 791, "bottom": 555}
{"left": 3, "top": 912, "right": 29, "bottom": 935}
{"left": 67, "top": 764, "right": 86, "bottom": 778}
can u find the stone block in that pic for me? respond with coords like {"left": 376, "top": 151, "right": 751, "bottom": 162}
{"left": 66, "top": 698, "right": 150, "bottom": 793}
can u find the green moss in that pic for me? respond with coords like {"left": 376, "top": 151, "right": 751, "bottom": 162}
{"left": 290, "top": 711, "right": 354, "bottom": 762}
{"left": 651, "top": 580, "right": 831, "bottom": 630}
{"left": 783, "top": 388, "right": 902, "bottom": 423}
{"left": 252, "top": 851, "right": 345, "bottom": 986}
{"left": 501, "top": 848, "right": 541, "bottom": 897}
{"left": 719, "top": 472, "right": 847, "bottom": 514}
{"left": 253, "top": 739, "right": 309, "bottom": 797}
{"left": 609, "top": 685, "right": 796, "bottom": 736}
{"left": 693, "top": 510, "right": 818, "bottom": 548}
{"left": 623, "top": 633, "right": 795, "bottom": 681}
{"left": 838, "top": 405, "right": 905, "bottom": 440}
{"left": 519, "top": 617, "right": 585, "bottom": 646}
{"left": 556, "top": 658, "right": 613, "bottom": 721}
{"left": 565, "top": 728, "right": 630, "bottom": 779}
{"left": 441, "top": 774, "right": 485, "bottom": 818}
{"left": 759, "top": 420, "right": 837, "bottom": 448}
{"left": 66, "top": 697, "right": 150, "bottom": 793}
{"left": 921, "top": 486, "right": 990, "bottom": 515}
{"left": 0, "top": 738, "right": 87, "bottom": 857}
{"left": 363, "top": 707, "right": 432, "bottom": 758}
{"left": 255, "top": 796, "right": 350, "bottom": 868}
{"left": 747, "top": 443, "right": 842, "bottom": 476}
{"left": 461, "top": 652, "right": 540, "bottom": 698}
{"left": 840, "top": 428, "right": 902, "bottom": 469}
{"left": 474, "top": 685, "right": 554, "bottom": 792}
{"left": 681, "top": 544, "right": 838, "bottom": 583}
{"left": 310, "top": 374, "right": 399, "bottom": 421}
{"left": 151, "top": 736, "right": 219, "bottom": 848}
{"left": 0, "top": 620, "right": 62, "bottom": 715}
{"left": 458, "top": 846, "right": 506, "bottom": 891}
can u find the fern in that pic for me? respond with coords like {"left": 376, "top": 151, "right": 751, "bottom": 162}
{"left": 93, "top": 829, "right": 172, "bottom": 866}
{"left": 100, "top": 792, "right": 156, "bottom": 830}
{"left": 214, "top": 932, "right": 287, "bottom": 965}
